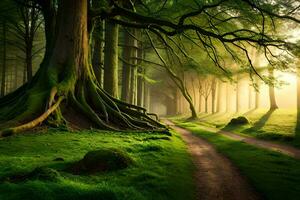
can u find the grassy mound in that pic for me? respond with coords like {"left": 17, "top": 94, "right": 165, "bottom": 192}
{"left": 68, "top": 148, "right": 133, "bottom": 174}
{"left": 2, "top": 167, "right": 61, "bottom": 183}
{"left": 228, "top": 116, "right": 249, "bottom": 126}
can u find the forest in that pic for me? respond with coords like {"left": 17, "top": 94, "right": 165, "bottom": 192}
{"left": 0, "top": 0, "right": 300, "bottom": 200}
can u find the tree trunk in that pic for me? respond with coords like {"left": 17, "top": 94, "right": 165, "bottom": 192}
{"left": 198, "top": 93, "right": 202, "bottom": 113}
{"left": 176, "top": 73, "right": 197, "bottom": 119}
{"left": 255, "top": 76, "right": 260, "bottom": 109}
{"left": 268, "top": 68, "right": 278, "bottom": 110}
{"left": 226, "top": 82, "right": 230, "bottom": 112}
{"left": 236, "top": 74, "right": 241, "bottom": 113}
{"left": 130, "top": 29, "right": 138, "bottom": 104}
{"left": 144, "top": 81, "right": 150, "bottom": 110}
{"left": 121, "top": 29, "right": 132, "bottom": 102}
{"left": 216, "top": 80, "right": 222, "bottom": 112}
{"left": 191, "top": 77, "right": 196, "bottom": 108}
{"left": 137, "top": 67, "right": 144, "bottom": 107}
{"left": 296, "top": 64, "right": 300, "bottom": 140}
{"left": 25, "top": 45, "right": 33, "bottom": 82}
{"left": 248, "top": 84, "right": 252, "bottom": 109}
{"left": 0, "top": 0, "right": 163, "bottom": 136}
{"left": 205, "top": 97, "right": 208, "bottom": 113}
{"left": 104, "top": 20, "right": 119, "bottom": 98}
{"left": 1, "top": 21, "right": 6, "bottom": 97}
{"left": 211, "top": 78, "right": 216, "bottom": 113}
{"left": 137, "top": 38, "right": 144, "bottom": 107}
{"left": 92, "top": 20, "right": 104, "bottom": 86}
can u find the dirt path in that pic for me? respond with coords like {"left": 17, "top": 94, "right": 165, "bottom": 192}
{"left": 163, "top": 119, "right": 261, "bottom": 200}
{"left": 194, "top": 124, "right": 300, "bottom": 159}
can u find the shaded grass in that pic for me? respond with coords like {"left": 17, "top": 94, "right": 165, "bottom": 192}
{"left": 177, "top": 121, "right": 300, "bottom": 200}
{"left": 0, "top": 129, "right": 195, "bottom": 200}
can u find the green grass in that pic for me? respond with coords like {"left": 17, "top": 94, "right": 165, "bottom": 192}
{"left": 172, "top": 109, "right": 300, "bottom": 147}
{"left": 176, "top": 121, "right": 300, "bottom": 200}
{"left": 0, "top": 129, "right": 195, "bottom": 200}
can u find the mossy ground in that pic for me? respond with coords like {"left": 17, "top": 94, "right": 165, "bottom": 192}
{"left": 0, "top": 129, "right": 195, "bottom": 200}
{"left": 175, "top": 121, "right": 300, "bottom": 200}
{"left": 171, "top": 109, "right": 299, "bottom": 147}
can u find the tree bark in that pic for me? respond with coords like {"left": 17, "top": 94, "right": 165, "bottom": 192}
{"left": 137, "top": 67, "right": 144, "bottom": 107}
{"left": 205, "top": 97, "right": 208, "bottom": 113}
{"left": 121, "top": 29, "right": 132, "bottom": 102}
{"left": 216, "top": 80, "right": 222, "bottom": 112}
{"left": 104, "top": 20, "right": 119, "bottom": 98}
{"left": 248, "top": 84, "right": 252, "bottom": 109}
{"left": 226, "top": 82, "right": 230, "bottom": 112}
{"left": 268, "top": 67, "right": 278, "bottom": 110}
{"left": 191, "top": 76, "right": 196, "bottom": 108}
{"left": 144, "top": 81, "right": 150, "bottom": 110}
{"left": 236, "top": 74, "right": 241, "bottom": 113}
{"left": 92, "top": 20, "right": 104, "bottom": 86}
{"left": 130, "top": 29, "right": 138, "bottom": 104}
{"left": 296, "top": 64, "right": 300, "bottom": 140}
{"left": 1, "top": 21, "right": 7, "bottom": 97}
{"left": 211, "top": 78, "right": 216, "bottom": 113}
{"left": 255, "top": 76, "right": 260, "bottom": 109}
{"left": 198, "top": 93, "right": 202, "bottom": 113}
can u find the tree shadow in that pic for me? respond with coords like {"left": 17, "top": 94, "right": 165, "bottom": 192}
{"left": 243, "top": 109, "right": 276, "bottom": 133}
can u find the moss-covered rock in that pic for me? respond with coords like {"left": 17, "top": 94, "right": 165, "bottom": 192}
{"left": 228, "top": 116, "right": 249, "bottom": 126}
{"left": 28, "top": 167, "right": 61, "bottom": 181}
{"left": 68, "top": 148, "right": 133, "bottom": 174}
{"left": 1, "top": 167, "right": 61, "bottom": 183}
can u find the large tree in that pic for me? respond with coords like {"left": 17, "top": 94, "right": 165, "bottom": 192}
{"left": 0, "top": 0, "right": 164, "bottom": 136}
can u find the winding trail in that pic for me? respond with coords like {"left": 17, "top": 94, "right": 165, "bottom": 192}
{"left": 195, "top": 124, "right": 300, "bottom": 159}
{"left": 163, "top": 119, "right": 261, "bottom": 200}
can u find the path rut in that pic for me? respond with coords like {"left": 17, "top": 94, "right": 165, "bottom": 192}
{"left": 163, "top": 119, "right": 261, "bottom": 200}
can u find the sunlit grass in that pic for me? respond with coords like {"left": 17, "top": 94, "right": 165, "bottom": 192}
{"left": 173, "top": 109, "right": 298, "bottom": 146}
{"left": 176, "top": 121, "right": 300, "bottom": 200}
{"left": 0, "top": 130, "right": 195, "bottom": 200}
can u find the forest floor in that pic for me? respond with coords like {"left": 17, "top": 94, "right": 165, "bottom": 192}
{"left": 173, "top": 109, "right": 299, "bottom": 147}
{"left": 172, "top": 119, "right": 300, "bottom": 200}
{"left": 0, "top": 129, "right": 195, "bottom": 200}
{"left": 163, "top": 119, "right": 260, "bottom": 200}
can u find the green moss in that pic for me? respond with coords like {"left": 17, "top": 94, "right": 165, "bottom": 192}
{"left": 0, "top": 130, "right": 195, "bottom": 200}
{"left": 68, "top": 148, "right": 133, "bottom": 174}
{"left": 227, "top": 116, "right": 249, "bottom": 126}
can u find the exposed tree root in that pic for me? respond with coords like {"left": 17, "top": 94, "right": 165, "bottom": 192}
{"left": 0, "top": 96, "right": 64, "bottom": 137}
{"left": 0, "top": 76, "right": 166, "bottom": 137}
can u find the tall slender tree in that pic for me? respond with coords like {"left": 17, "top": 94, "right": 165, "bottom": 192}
{"left": 211, "top": 77, "right": 216, "bottom": 113}
{"left": 92, "top": 20, "right": 104, "bottom": 86}
{"left": 0, "top": 21, "right": 7, "bottom": 97}
{"left": 104, "top": 19, "right": 119, "bottom": 98}
{"left": 216, "top": 80, "right": 222, "bottom": 112}
{"left": 268, "top": 67, "right": 278, "bottom": 110}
